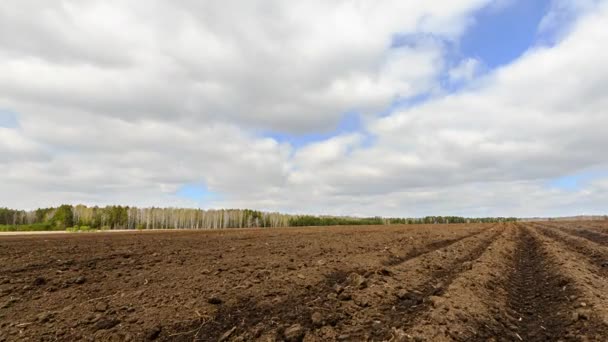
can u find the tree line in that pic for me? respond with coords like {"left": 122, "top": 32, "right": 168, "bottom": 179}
{"left": 0, "top": 205, "right": 518, "bottom": 231}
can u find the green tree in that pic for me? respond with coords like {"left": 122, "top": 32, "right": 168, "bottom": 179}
{"left": 52, "top": 205, "right": 74, "bottom": 228}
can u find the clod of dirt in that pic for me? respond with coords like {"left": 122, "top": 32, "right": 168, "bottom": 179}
{"left": 37, "top": 312, "right": 53, "bottom": 323}
{"left": 311, "top": 312, "right": 323, "bottom": 327}
{"left": 601, "top": 261, "right": 608, "bottom": 268}
{"left": 377, "top": 267, "right": 393, "bottom": 276}
{"left": 94, "top": 318, "right": 120, "bottom": 330}
{"left": 338, "top": 291, "right": 352, "bottom": 301}
{"left": 283, "top": 323, "right": 305, "bottom": 342}
{"left": 145, "top": 325, "right": 162, "bottom": 340}
{"left": 94, "top": 302, "right": 109, "bottom": 312}
{"left": 1, "top": 298, "right": 18, "bottom": 309}
{"left": 396, "top": 289, "right": 424, "bottom": 305}
{"left": 428, "top": 295, "right": 445, "bottom": 308}
{"left": 390, "top": 328, "right": 408, "bottom": 342}
{"left": 353, "top": 293, "right": 371, "bottom": 307}
{"left": 344, "top": 272, "right": 367, "bottom": 289}
{"left": 431, "top": 282, "right": 445, "bottom": 295}
{"left": 218, "top": 326, "right": 237, "bottom": 342}
{"left": 395, "top": 289, "right": 409, "bottom": 300}
{"left": 32, "top": 277, "right": 46, "bottom": 286}
{"left": 249, "top": 323, "right": 265, "bottom": 338}
{"left": 572, "top": 309, "right": 591, "bottom": 322}
{"left": 208, "top": 295, "right": 223, "bottom": 305}
{"left": 74, "top": 276, "right": 86, "bottom": 284}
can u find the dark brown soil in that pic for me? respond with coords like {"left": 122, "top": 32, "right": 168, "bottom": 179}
{"left": 1, "top": 222, "right": 608, "bottom": 341}
{"left": 559, "top": 226, "right": 608, "bottom": 246}
{"left": 376, "top": 229, "right": 502, "bottom": 338}
{"left": 475, "top": 226, "right": 607, "bottom": 341}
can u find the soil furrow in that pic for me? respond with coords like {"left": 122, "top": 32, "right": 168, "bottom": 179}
{"left": 557, "top": 226, "right": 608, "bottom": 246}
{"left": 163, "top": 228, "right": 501, "bottom": 341}
{"left": 369, "top": 229, "right": 504, "bottom": 340}
{"left": 0, "top": 251, "right": 141, "bottom": 276}
{"left": 502, "top": 226, "right": 573, "bottom": 340}
{"left": 383, "top": 229, "right": 486, "bottom": 266}
{"left": 475, "top": 225, "right": 607, "bottom": 341}
{"left": 6, "top": 223, "right": 608, "bottom": 341}
{"left": 533, "top": 224, "right": 608, "bottom": 276}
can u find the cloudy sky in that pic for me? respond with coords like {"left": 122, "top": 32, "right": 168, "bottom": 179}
{"left": 1, "top": 0, "right": 607, "bottom": 217}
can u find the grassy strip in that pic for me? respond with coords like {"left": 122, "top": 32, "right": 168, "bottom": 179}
{"left": 0, "top": 223, "right": 60, "bottom": 232}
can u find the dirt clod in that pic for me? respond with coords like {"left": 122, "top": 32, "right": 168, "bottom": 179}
{"left": 338, "top": 291, "right": 352, "bottom": 301}
{"left": 32, "top": 277, "right": 46, "bottom": 286}
{"left": 208, "top": 295, "right": 223, "bottom": 305}
{"left": 284, "top": 323, "right": 305, "bottom": 341}
{"left": 1, "top": 298, "right": 18, "bottom": 309}
{"left": 94, "top": 318, "right": 120, "bottom": 330}
{"left": 37, "top": 312, "right": 53, "bottom": 323}
{"left": 344, "top": 272, "right": 367, "bottom": 289}
{"left": 311, "top": 312, "right": 323, "bottom": 327}
{"left": 94, "top": 302, "right": 109, "bottom": 312}
{"left": 218, "top": 326, "right": 236, "bottom": 342}
{"left": 573, "top": 309, "right": 591, "bottom": 321}
{"left": 145, "top": 325, "right": 162, "bottom": 340}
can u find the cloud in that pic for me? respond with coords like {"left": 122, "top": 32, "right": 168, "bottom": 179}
{"left": 0, "top": 0, "right": 491, "bottom": 133}
{"left": 448, "top": 58, "right": 483, "bottom": 83}
{"left": 537, "top": 0, "right": 601, "bottom": 43}
{"left": 275, "top": 1, "right": 608, "bottom": 215}
{"left": 1, "top": 0, "right": 607, "bottom": 217}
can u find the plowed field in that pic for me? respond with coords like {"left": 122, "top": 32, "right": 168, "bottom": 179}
{"left": 2, "top": 222, "right": 608, "bottom": 341}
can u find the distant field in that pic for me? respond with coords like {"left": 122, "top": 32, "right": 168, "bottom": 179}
{"left": 1, "top": 222, "right": 608, "bottom": 341}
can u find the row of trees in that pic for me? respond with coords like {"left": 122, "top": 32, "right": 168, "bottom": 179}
{"left": 1, "top": 206, "right": 291, "bottom": 229}
{"left": 384, "top": 216, "right": 518, "bottom": 225}
{"left": 288, "top": 215, "right": 385, "bottom": 226}
{"left": 1, "top": 205, "right": 518, "bottom": 230}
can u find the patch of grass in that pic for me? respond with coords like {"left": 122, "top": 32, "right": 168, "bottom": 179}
{"left": 0, "top": 223, "right": 57, "bottom": 232}
{"left": 66, "top": 225, "right": 96, "bottom": 233}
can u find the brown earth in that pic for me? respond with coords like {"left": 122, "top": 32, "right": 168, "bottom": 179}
{"left": 1, "top": 222, "right": 608, "bottom": 341}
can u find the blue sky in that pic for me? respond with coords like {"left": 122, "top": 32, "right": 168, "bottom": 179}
{"left": 549, "top": 169, "right": 607, "bottom": 191}
{"left": 0, "top": 109, "right": 19, "bottom": 128}
{"left": 176, "top": 183, "right": 216, "bottom": 203}
{"left": 460, "top": 0, "right": 552, "bottom": 69}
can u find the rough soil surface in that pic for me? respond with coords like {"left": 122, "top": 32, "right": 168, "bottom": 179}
{"left": 1, "top": 222, "right": 608, "bottom": 341}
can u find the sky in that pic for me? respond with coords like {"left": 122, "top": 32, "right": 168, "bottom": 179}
{"left": 1, "top": 0, "right": 607, "bottom": 218}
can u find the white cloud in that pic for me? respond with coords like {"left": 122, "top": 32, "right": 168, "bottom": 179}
{"left": 537, "top": 0, "right": 601, "bottom": 43}
{"left": 1, "top": 0, "right": 608, "bottom": 217}
{"left": 448, "top": 58, "right": 482, "bottom": 83}
{"left": 0, "top": 0, "right": 491, "bottom": 133}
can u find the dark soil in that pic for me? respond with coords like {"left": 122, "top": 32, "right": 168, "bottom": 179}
{"left": 1, "top": 222, "right": 608, "bottom": 341}
{"left": 475, "top": 226, "right": 608, "bottom": 341}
